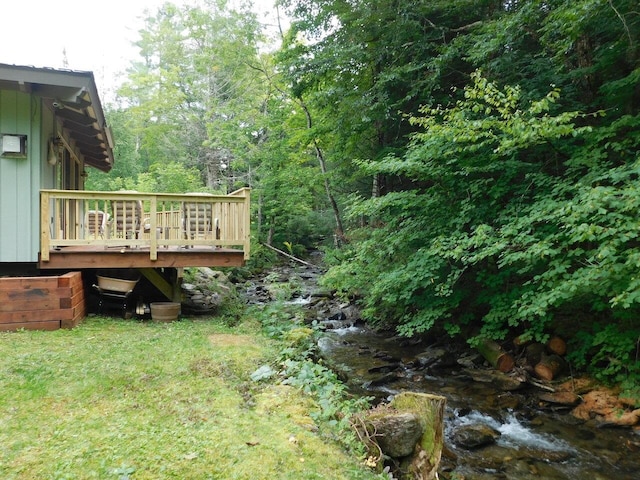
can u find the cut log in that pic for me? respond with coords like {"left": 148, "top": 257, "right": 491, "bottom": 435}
{"left": 476, "top": 338, "right": 514, "bottom": 373}
{"left": 525, "top": 342, "right": 546, "bottom": 366}
{"left": 513, "top": 334, "right": 533, "bottom": 350}
{"left": 546, "top": 336, "right": 567, "bottom": 356}
{"left": 534, "top": 354, "right": 567, "bottom": 381}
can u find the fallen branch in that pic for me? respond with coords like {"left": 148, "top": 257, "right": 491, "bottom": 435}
{"left": 527, "top": 378, "right": 556, "bottom": 392}
{"left": 261, "top": 243, "right": 321, "bottom": 269}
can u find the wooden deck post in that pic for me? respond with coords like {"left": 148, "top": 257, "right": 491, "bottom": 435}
{"left": 40, "top": 191, "right": 51, "bottom": 262}
{"left": 149, "top": 196, "right": 158, "bottom": 261}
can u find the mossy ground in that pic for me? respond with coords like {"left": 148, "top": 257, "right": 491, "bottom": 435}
{"left": 0, "top": 316, "right": 378, "bottom": 479}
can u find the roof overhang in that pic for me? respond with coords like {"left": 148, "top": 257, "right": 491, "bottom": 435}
{"left": 0, "top": 63, "right": 114, "bottom": 172}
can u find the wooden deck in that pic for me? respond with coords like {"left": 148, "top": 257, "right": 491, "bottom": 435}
{"left": 39, "top": 188, "right": 250, "bottom": 270}
{"left": 0, "top": 189, "right": 250, "bottom": 332}
{"left": 40, "top": 245, "right": 245, "bottom": 270}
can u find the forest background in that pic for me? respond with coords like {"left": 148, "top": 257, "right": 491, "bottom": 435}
{"left": 86, "top": 0, "right": 640, "bottom": 399}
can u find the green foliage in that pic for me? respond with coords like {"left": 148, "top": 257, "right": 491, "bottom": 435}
{"left": 323, "top": 69, "right": 640, "bottom": 389}
{"left": 280, "top": 357, "right": 371, "bottom": 444}
{"left": 96, "top": 0, "right": 640, "bottom": 393}
{"left": 569, "top": 324, "right": 640, "bottom": 381}
{"left": 116, "top": 0, "right": 263, "bottom": 190}
{"left": 241, "top": 243, "right": 278, "bottom": 274}
{"left": 135, "top": 161, "right": 203, "bottom": 193}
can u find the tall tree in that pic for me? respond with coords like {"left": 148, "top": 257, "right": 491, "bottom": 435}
{"left": 117, "top": 0, "right": 262, "bottom": 191}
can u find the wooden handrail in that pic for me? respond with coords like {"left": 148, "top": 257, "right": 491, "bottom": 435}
{"left": 40, "top": 189, "right": 251, "bottom": 262}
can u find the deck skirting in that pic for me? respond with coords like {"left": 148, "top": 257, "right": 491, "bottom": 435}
{"left": 0, "top": 272, "right": 85, "bottom": 332}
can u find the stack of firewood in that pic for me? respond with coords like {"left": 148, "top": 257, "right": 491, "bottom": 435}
{"left": 519, "top": 335, "right": 568, "bottom": 381}
{"left": 476, "top": 335, "right": 568, "bottom": 382}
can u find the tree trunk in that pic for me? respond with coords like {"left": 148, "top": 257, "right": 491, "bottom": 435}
{"left": 299, "top": 102, "right": 345, "bottom": 241}
{"left": 266, "top": 225, "right": 274, "bottom": 246}
{"left": 476, "top": 338, "right": 515, "bottom": 373}
{"left": 372, "top": 173, "right": 380, "bottom": 198}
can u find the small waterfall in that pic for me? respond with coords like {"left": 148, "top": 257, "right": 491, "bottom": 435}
{"left": 451, "top": 409, "right": 576, "bottom": 453}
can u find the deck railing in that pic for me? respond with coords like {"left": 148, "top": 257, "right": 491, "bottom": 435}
{"left": 40, "top": 188, "right": 250, "bottom": 262}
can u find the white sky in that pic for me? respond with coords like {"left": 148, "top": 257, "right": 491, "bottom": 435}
{"left": 0, "top": 0, "right": 282, "bottom": 102}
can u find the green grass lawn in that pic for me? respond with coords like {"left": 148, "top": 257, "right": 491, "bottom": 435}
{"left": 0, "top": 316, "right": 378, "bottom": 480}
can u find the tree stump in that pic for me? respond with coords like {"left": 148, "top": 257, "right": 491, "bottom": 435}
{"left": 391, "top": 392, "right": 446, "bottom": 480}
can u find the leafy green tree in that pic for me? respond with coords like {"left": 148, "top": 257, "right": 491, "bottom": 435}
{"left": 323, "top": 65, "right": 640, "bottom": 391}
{"left": 323, "top": 72, "right": 588, "bottom": 333}
{"left": 135, "top": 161, "right": 203, "bottom": 193}
{"left": 245, "top": 56, "right": 331, "bottom": 250}
{"left": 85, "top": 108, "right": 143, "bottom": 191}
{"left": 289, "top": 0, "right": 640, "bottom": 391}
{"left": 117, "top": 0, "right": 262, "bottom": 190}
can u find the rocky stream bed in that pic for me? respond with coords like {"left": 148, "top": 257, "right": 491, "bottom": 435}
{"left": 239, "top": 261, "right": 640, "bottom": 480}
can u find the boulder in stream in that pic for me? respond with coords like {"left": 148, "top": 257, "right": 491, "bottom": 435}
{"left": 451, "top": 423, "right": 501, "bottom": 449}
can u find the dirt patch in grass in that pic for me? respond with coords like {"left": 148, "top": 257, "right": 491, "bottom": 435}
{"left": 209, "top": 333, "right": 258, "bottom": 347}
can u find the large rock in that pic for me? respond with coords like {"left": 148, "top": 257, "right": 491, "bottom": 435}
{"left": 357, "top": 393, "right": 446, "bottom": 480}
{"left": 451, "top": 423, "right": 501, "bottom": 449}
{"left": 572, "top": 389, "right": 640, "bottom": 427}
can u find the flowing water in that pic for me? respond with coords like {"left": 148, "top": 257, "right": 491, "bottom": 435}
{"left": 246, "top": 263, "right": 640, "bottom": 479}
{"left": 319, "top": 323, "right": 639, "bottom": 479}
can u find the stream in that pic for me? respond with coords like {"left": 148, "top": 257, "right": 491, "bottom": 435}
{"left": 243, "top": 261, "right": 640, "bottom": 480}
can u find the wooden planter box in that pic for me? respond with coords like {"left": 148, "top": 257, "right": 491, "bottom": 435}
{"left": 0, "top": 272, "right": 86, "bottom": 332}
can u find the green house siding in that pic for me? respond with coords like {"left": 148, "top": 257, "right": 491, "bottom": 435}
{"left": 0, "top": 90, "right": 43, "bottom": 263}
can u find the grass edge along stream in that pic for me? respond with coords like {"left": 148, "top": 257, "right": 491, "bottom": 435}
{"left": 0, "top": 314, "right": 383, "bottom": 480}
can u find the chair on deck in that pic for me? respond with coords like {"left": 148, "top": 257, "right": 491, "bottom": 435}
{"left": 86, "top": 210, "right": 109, "bottom": 238}
{"left": 111, "top": 197, "right": 143, "bottom": 240}
{"left": 182, "top": 194, "right": 220, "bottom": 247}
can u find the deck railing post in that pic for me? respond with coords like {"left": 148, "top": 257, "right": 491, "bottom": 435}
{"left": 149, "top": 195, "right": 158, "bottom": 261}
{"left": 40, "top": 191, "right": 51, "bottom": 262}
{"left": 246, "top": 189, "right": 251, "bottom": 259}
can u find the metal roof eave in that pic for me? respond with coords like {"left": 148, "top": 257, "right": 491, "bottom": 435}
{"left": 0, "top": 63, "right": 114, "bottom": 172}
